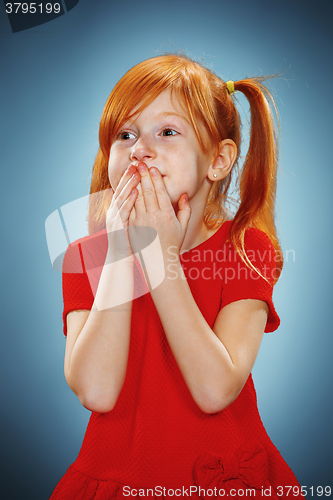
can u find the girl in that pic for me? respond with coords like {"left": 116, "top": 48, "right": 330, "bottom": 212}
{"left": 51, "top": 54, "right": 303, "bottom": 499}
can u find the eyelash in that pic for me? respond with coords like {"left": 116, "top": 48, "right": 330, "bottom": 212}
{"left": 161, "top": 129, "right": 178, "bottom": 137}
{"left": 117, "top": 131, "right": 135, "bottom": 140}
{"left": 116, "top": 128, "right": 178, "bottom": 141}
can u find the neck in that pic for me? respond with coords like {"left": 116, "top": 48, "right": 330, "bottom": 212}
{"left": 175, "top": 177, "right": 217, "bottom": 255}
{"left": 179, "top": 204, "right": 214, "bottom": 255}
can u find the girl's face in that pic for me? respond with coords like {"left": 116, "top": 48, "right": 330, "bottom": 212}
{"left": 108, "top": 89, "right": 214, "bottom": 209}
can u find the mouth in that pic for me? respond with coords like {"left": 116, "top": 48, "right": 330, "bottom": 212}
{"left": 146, "top": 165, "right": 165, "bottom": 177}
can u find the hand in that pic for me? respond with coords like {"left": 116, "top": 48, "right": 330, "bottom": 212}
{"left": 105, "top": 165, "right": 140, "bottom": 263}
{"left": 128, "top": 162, "right": 191, "bottom": 259}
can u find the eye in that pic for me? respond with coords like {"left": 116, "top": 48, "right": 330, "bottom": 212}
{"left": 161, "top": 129, "right": 178, "bottom": 137}
{"left": 117, "top": 131, "right": 136, "bottom": 140}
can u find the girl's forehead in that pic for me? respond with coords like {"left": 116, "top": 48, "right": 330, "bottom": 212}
{"left": 125, "top": 89, "right": 189, "bottom": 124}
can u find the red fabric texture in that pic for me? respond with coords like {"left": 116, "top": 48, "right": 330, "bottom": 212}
{"left": 52, "top": 221, "right": 303, "bottom": 499}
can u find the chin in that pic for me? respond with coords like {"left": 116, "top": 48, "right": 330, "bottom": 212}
{"left": 164, "top": 185, "right": 184, "bottom": 208}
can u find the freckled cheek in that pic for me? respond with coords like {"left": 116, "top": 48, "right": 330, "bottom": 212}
{"left": 108, "top": 153, "right": 127, "bottom": 190}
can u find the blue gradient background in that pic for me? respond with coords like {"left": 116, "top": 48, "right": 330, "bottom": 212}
{"left": 1, "top": 0, "right": 332, "bottom": 498}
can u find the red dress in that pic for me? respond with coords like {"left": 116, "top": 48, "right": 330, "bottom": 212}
{"left": 51, "top": 221, "right": 303, "bottom": 499}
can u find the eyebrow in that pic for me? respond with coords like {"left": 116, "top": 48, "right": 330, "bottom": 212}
{"left": 121, "top": 111, "right": 191, "bottom": 130}
{"left": 155, "top": 112, "right": 190, "bottom": 124}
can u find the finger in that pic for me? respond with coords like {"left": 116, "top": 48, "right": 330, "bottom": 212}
{"left": 129, "top": 202, "right": 136, "bottom": 224}
{"left": 137, "top": 162, "right": 159, "bottom": 212}
{"left": 108, "top": 172, "right": 139, "bottom": 231}
{"left": 113, "top": 164, "right": 136, "bottom": 197}
{"left": 149, "top": 167, "right": 173, "bottom": 211}
{"left": 118, "top": 188, "right": 138, "bottom": 222}
{"left": 111, "top": 165, "right": 140, "bottom": 209}
{"left": 176, "top": 194, "right": 191, "bottom": 232}
{"left": 134, "top": 180, "right": 146, "bottom": 216}
{"left": 112, "top": 169, "right": 140, "bottom": 212}
{"left": 108, "top": 187, "right": 138, "bottom": 232}
{"left": 107, "top": 188, "right": 138, "bottom": 261}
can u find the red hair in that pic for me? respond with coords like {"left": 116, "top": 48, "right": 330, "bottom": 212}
{"left": 88, "top": 54, "right": 283, "bottom": 282}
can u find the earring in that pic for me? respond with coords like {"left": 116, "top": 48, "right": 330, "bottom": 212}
{"left": 213, "top": 174, "right": 217, "bottom": 178}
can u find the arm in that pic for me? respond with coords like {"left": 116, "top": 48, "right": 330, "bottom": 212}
{"left": 149, "top": 260, "right": 268, "bottom": 414}
{"left": 132, "top": 162, "right": 272, "bottom": 414}
{"left": 64, "top": 165, "right": 140, "bottom": 413}
{"left": 64, "top": 258, "right": 135, "bottom": 414}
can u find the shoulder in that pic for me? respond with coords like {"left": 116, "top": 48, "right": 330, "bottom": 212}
{"left": 62, "top": 231, "right": 107, "bottom": 330}
{"left": 242, "top": 227, "right": 276, "bottom": 271}
{"left": 221, "top": 220, "right": 272, "bottom": 246}
{"left": 221, "top": 222, "right": 278, "bottom": 285}
{"left": 220, "top": 223, "right": 281, "bottom": 332}
{"left": 217, "top": 221, "right": 274, "bottom": 253}
{"left": 62, "top": 229, "right": 108, "bottom": 275}
{"left": 243, "top": 226, "right": 275, "bottom": 252}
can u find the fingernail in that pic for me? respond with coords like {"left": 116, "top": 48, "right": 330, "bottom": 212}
{"left": 150, "top": 167, "right": 157, "bottom": 175}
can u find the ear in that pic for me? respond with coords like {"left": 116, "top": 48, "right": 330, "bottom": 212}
{"left": 207, "top": 139, "right": 237, "bottom": 181}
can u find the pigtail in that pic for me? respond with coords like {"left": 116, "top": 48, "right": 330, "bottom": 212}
{"left": 229, "top": 78, "right": 282, "bottom": 283}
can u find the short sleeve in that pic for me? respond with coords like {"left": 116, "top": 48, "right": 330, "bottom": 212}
{"left": 62, "top": 241, "right": 95, "bottom": 337}
{"left": 220, "top": 228, "right": 280, "bottom": 333}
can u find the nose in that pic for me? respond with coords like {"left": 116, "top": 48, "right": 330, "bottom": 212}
{"left": 130, "top": 135, "right": 156, "bottom": 163}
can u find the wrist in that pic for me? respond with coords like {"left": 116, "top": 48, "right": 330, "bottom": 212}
{"left": 106, "top": 227, "right": 134, "bottom": 263}
{"left": 162, "top": 244, "right": 181, "bottom": 266}
{"left": 163, "top": 257, "right": 184, "bottom": 281}
{"left": 105, "top": 250, "right": 135, "bottom": 266}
